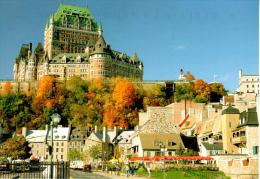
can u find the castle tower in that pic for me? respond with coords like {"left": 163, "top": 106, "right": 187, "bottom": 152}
{"left": 89, "top": 34, "right": 111, "bottom": 80}
{"left": 44, "top": 4, "right": 99, "bottom": 59}
{"left": 221, "top": 106, "right": 240, "bottom": 154}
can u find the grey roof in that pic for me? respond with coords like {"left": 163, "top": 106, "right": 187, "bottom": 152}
{"left": 51, "top": 53, "right": 89, "bottom": 63}
{"left": 202, "top": 142, "right": 223, "bottom": 150}
{"left": 222, "top": 106, "right": 240, "bottom": 115}
{"left": 69, "top": 127, "right": 88, "bottom": 141}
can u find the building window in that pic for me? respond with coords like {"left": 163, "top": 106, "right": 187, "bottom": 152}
{"left": 146, "top": 151, "right": 151, "bottom": 157}
{"left": 56, "top": 148, "right": 59, "bottom": 152}
{"left": 229, "top": 122, "right": 231, "bottom": 128}
{"left": 253, "top": 146, "right": 258, "bottom": 155}
{"left": 168, "top": 141, "right": 176, "bottom": 147}
{"left": 61, "top": 155, "right": 63, "bottom": 160}
{"left": 61, "top": 148, "right": 63, "bottom": 152}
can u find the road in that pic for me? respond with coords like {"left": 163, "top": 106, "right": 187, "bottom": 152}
{"left": 70, "top": 169, "right": 148, "bottom": 179}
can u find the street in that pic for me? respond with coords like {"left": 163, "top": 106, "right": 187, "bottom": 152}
{"left": 70, "top": 169, "right": 147, "bottom": 179}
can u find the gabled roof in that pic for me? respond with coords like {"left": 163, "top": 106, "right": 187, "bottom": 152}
{"left": 202, "top": 142, "right": 223, "bottom": 150}
{"left": 139, "top": 107, "right": 180, "bottom": 134}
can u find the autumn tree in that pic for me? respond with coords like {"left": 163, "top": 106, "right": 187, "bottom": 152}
{"left": 194, "top": 80, "right": 211, "bottom": 103}
{"left": 2, "top": 82, "right": 12, "bottom": 96}
{"left": 0, "top": 136, "right": 31, "bottom": 159}
{"left": 112, "top": 81, "right": 135, "bottom": 109}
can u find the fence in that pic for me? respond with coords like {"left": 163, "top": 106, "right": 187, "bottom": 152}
{"left": 0, "top": 161, "right": 70, "bottom": 179}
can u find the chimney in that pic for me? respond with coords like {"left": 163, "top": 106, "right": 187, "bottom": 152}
{"left": 22, "top": 127, "right": 27, "bottom": 137}
{"left": 29, "top": 43, "right": 32, "bottom": 52}
{"left": 94, "top": 125, "right": 98, "bottom": 133}
{"left": 102, "top": 126, "right": 107, "bottom": 143}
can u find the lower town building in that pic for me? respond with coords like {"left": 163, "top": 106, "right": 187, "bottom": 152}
{"left": 232, "top": 107, "right": 259, "bottom": 155}
{"left": 130, "top": 106, "right": 185, "bottom": 157}
{"left": 22, "top": 125, "right": 70, "bottom": 162}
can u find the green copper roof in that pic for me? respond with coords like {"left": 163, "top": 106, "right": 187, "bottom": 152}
{"left": 222, "top": 106, "right": 240, "bottom": 115}
{"left": 52, "top": 4, "right": 98, "bottom": 31}
{"left": 238, "top": 107, "right": 258, "bottom": 127}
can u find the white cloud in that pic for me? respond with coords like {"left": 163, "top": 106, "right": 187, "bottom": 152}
{"left": 175, "top": 44, "right": 186, "bottom": 50}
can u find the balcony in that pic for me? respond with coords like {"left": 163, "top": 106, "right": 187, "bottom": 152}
{"left": 232, "top": 136, "right": 246, "bottom": 145}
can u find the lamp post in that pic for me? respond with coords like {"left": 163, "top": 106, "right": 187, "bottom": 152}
{"left": 49, "top": 113, "right": 61, "bottom": 179}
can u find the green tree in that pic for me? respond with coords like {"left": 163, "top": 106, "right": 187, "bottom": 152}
{"left": 174, "top": 83, "right": 194, "bottom": 102}
{"left": 89, "top": 144, "right": 102, "bottom": 160}
{"left": 68, "top": 149, "right": 84, "bottom": 161}
{"left": 0, "top": 136, "right": 31, "bottom": 159}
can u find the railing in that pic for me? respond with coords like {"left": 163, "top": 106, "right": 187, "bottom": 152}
{"left": 0, "top": 161, "right": 70, "bottom": 179}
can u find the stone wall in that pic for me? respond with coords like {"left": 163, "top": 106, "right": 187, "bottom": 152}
{"left": 213, "top": 155, "right": 258, "bottom": 179}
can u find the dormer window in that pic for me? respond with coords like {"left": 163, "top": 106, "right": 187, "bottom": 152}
{"left": 62, "top": 55, "right": 67, "bottom": 63}
{"left": 76, "top": 55, "right": 81, "bottom": 63}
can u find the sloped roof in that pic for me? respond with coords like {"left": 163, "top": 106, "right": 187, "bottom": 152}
{"left": 139, "top": 133, "right": 184, "bottom": 150}
{"left": 51, "top": 53, "right": 89, "bottom": 63}
{"left": 139, "top": 107, "right": 180, "bottom": 134}
{"left": 201, "top": 119, "right": 214, "bottom": 134}
{"left": 53, "top": 4, "right": 98, "bottom": 30}
{"left": 212, "top": 115, "right": 222, "bottom": 135}
{"left": 202, "top": 142, "right": 223, "bottom": 150}
{"left": 116, "top": 130, "right": 135, "bottom": 144}
{"left": 26, "top": 130, "right": 47, "bottom": 143}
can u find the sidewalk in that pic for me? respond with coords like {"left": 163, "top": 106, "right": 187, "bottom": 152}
{"left": 93, "top": 171, "right": 148, "bottom": 179}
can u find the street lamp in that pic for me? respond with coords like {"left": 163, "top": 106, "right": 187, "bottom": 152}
{"left": 46, "top": 113, "right": 61, "bottom": 179}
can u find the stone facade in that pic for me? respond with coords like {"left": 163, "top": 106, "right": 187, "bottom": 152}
{"left": 13, "top": 4, "right": 143, "bottom": 82}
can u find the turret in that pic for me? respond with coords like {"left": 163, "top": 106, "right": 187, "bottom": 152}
{"left": 221, "top": 106, "right": 240, "bottom": 154}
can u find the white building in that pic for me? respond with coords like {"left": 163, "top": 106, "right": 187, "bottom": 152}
{"left": 23, "top": 125, "right": 70, "bottom": 161}
{"left": 238, "top": 69, "right": 259, "bottom": 95}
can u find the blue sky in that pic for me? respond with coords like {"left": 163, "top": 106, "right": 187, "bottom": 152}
{"left": 0, "top": 0, "right": 258, "bottom": 91}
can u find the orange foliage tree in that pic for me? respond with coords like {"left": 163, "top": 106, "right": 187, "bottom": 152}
{"left": 194, "top": 80, "right": 211, "bottom": 103}
{"left": 112, "top": 81, "right": 135, "bottom": 109}
{"left": 32, "top": 75, "right": 64, "bottom": 113}
{"left": 2, "top": 81, "right": 12, "bottom": 96}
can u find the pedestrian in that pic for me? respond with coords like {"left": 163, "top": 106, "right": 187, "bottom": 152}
{"left": 126, "top": 164, "right": 130, "bottom": 177}
{"left": 147, "top": 166, "right": 151, "bottom": 177}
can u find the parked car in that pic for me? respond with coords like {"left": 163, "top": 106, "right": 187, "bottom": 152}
{"left": 83, "top": 164, "right": 91, "bottom": 172}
